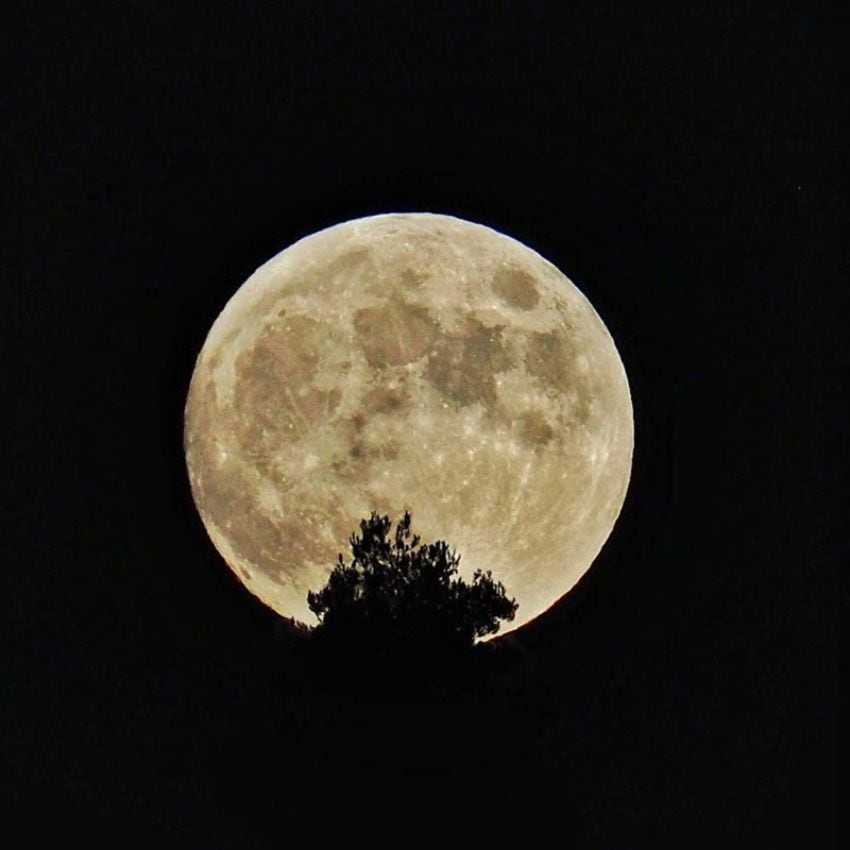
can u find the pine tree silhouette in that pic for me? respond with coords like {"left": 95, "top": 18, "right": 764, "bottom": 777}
{"left": 307, "top": 511, "right": 518, "bottom": 664}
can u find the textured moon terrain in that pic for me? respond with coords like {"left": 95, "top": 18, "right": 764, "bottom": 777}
{"left": 184, "top": 213, "right": 633, "bottom": 633}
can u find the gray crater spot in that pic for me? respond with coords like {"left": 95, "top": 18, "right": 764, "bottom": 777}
{"left": 354, "top": 296, "right": 440, "bottom": 368}
{"left": 515, "top": 409, "right": 556, "bottom": 450}
{"left": 424, "top": 318, "right": 512, "bottom": 410}
{"left": 492, "top": 265, "right": 540, "bottom": 310}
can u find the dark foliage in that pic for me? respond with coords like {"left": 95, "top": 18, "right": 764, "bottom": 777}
{"left": 306, "top": 511, "right": 517, "bottom": 673}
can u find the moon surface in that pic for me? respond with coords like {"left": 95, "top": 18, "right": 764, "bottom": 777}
{"left": 184, "top": 213, "right": 633, "bottom": 634}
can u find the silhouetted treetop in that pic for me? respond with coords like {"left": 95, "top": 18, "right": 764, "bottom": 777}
{"left": 307, "top": 511, "right": 518, "bottom": 653}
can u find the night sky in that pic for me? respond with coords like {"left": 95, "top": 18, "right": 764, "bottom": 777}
{"left": 2, "top": 3, "right": 838, "bottom": 845}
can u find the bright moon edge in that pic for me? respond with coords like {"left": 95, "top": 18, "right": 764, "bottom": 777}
{"left": 184, "top": 212, "right": 634, "bottom": 638}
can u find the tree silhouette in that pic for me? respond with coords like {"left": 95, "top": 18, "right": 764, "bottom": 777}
{"left": 307, "top": 511, "right": 518, "bottom": 664}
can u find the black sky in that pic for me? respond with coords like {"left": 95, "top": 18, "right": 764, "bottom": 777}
{"left": 1, "top": 2, "right": 840, "bottom": 845}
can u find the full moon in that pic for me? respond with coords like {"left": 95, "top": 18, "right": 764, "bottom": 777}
{"left": 184, "top": 213, "right": 633, "bottom": 634}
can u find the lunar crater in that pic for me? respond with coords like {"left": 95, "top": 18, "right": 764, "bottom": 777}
{"left": 492, "top": 264, "right": 541, "bottom": 310}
